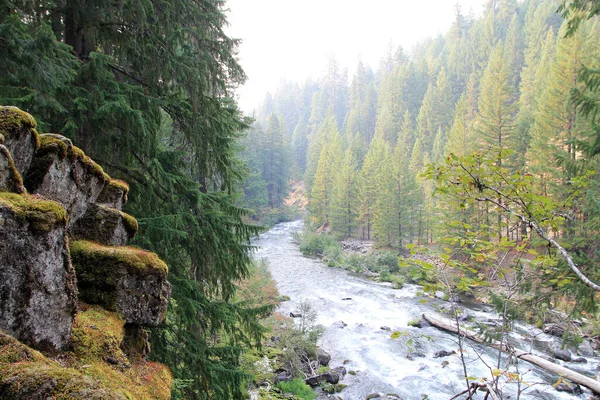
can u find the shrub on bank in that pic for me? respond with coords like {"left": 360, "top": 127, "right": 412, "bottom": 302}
{"left": 277, "top": 378, "right": 316, "bottom": 400}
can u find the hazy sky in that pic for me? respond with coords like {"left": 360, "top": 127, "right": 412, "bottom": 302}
{"left": 226, "top": 0, "right": 488, "bottom": 113}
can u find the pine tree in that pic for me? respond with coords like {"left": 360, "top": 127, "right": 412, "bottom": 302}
{"left": 359, "top": 137, "right": 388, "bottom": 240}
{"left": 0, "top": 2, "right": 268, "bottom": 398}
{"left": 527, "top": 20, "right": 598, "bottom": 197}
{"left": 330, "top": 149, "right": 360, "bottom": 238}
{"left": 310, "top": 124, "right": 343, "bottom": 225}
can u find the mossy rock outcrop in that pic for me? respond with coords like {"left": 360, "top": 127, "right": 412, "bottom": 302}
{"left": 97, "top": 179, "right": 130, "bottom": 210}
{"left": 0, "top": 193, "right": 76, "bottom": 351}
{"left": 71, "top": 204, "right": 138, "bottom": 246}
{"left": 0, "top": 106, "right": 172, "bottom": 397}
{"left": 0, "top": 106, "right": 39, "bottom": 176}
{"left": 25, "top": 133, "right": 108, "bottom": 229}
{"left": 0, "top": 308, "right": 173, "bottom": 400}
{"left": 70, "top": 241, "right": 171, "bottom": 326}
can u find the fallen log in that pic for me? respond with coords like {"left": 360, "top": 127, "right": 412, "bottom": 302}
{"left": 422, "top": 313, "right": 600, "bottom": 394}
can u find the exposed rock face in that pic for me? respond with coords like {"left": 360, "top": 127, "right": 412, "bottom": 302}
{"left": 71, "top": 204, "right": 137, "bottom": 246}
{"left": 0, "top": 193, "right": 76, "bottom": 351}
{"left": 0, "top": 106, "right": 39, "bottom": 176}
{"left": 25, "top": 134, "right": 108, "bottom": 228}
{"left": 0, "top": 145, "right": 25, "bottom": 193}
{"left": 317, "top": 348, "right": 332, "bottom": 366}
{"left": 96, "top": 179, "right": 129, "bottom": 210}
{"left": 0, "top": 106, "right": 171, "bottom": 362}
{"left": 70, "top": 241, "right": 171, "bottom": 326}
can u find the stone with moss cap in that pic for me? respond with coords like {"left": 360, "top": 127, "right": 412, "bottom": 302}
{"left": 0, "top": 106, "right": 40, "bottom": 176}
{"left": 0, "top": 193, "right": 76, "bottom": 351}
{"left": 25, "top": 134, "right": 108, "bottom": 228}
{"left": 71, "top": 203, "right": 138, "bottom": 246}
{"left": 0, "top": 145, "right": 25, "bottom": 194}
{"left": 70, "top": 241, "right": 171, "bottom": 327}
{"left": 97, "top": 178, "right": 130, "bottom": 210}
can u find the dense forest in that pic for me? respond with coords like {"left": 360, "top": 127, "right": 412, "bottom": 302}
{"left": 0, "top": 1, "right": 269, "bottom": 399}
{"left": 241, "top": 0, "right": 600, "bottom": 311}
{"left": 3, "top": 0, "right": 600, "bottom": 398}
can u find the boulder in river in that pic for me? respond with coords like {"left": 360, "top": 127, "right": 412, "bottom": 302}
{"left": 544, "top": 323, "right": 565, "bottom": 337}
{"left": 317, "top": 347, "right": 331, "bottom": 366}
{"left": 554, "top": 348, "right": 572, "bottom": 362}
{"left": 555, "top": 382, "right": 583, "bottom": 394}
{"left": 433, "top": 350, "right": 456, "bottom": 358}
{"left": 332, "top": 320, "right": 347, "bottom": 329}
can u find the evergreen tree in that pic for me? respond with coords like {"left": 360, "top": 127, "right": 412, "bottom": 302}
{"left": 0, "top": 2, "right": 268, "bottom": 398}
{"left": 359, "top": 137, "right": 388, "bottom": 240}
{"left": 330, "top": 149, "right": 360, "bottom": 238}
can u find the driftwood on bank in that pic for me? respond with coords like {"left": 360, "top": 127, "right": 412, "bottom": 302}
{"left": 422, "top": 313, "right": 600, "bottom": 394}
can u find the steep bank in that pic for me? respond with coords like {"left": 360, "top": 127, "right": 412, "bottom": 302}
{"left": 0, "top": 106, "right": 172, "bottom": 399}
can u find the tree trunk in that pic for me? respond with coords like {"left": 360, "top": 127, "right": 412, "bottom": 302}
{"left": 422, "top": 313, "right": 600, "bottom": 394}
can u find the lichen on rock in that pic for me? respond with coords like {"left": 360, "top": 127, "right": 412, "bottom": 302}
{"left": 25, "top": 134, "right": 108, "bottom": 228}
{"left": 0, "top": 107, "right": 172, "bottom": 398}
{"left": 0, "top": 193, "right": 76, "bottom": 351}
{"left": 70, "top": 240, "right": 171, "bottom": 326}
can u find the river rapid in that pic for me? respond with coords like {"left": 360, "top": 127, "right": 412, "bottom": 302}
{"left": 252, "top": 220, "right": 600, "bottom": 400}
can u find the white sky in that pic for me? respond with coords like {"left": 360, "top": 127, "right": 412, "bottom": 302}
{"left": 226, "top": 0, "right": 488, "bottom": 113}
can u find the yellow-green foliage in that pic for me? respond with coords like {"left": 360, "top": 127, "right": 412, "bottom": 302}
{"left": 70, "top": 240, "right": 168, "bottom": 275}
{"left": 0, "top": 145, "right": 24, "bottom": 193}
{"left": 0, "top": 324, "right": 173, "bottom": 400}
{"left": 0, "top": 106, "right": 40, "bottom": 149}
{"left": 0, "top": 192, "right": 67, "bottom": 232}
{"left": 71, "top": 305, "right": 127, "bottom": 363}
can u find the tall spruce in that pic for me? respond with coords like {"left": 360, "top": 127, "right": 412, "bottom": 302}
{"left": 0, "top": 2, "right": 268, "bottom": 398}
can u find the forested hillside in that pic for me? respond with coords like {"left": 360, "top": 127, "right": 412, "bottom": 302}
{"left": 1, "top": 1, "right": 268, "bottom": 399}
{"left": 242, "top": 0, "right": 600, "bottom": 309}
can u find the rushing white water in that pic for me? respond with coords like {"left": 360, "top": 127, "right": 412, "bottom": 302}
{"left": 253, "top": 220, "right": 600, "bottom": 400}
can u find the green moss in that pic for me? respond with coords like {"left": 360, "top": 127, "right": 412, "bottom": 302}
{"left": 109, "top": 179, "right": 130, "bottom": 195}
{"left": 120, "top": 211, "right": 138, "bottom": 238}
{"left": 71, "top": 305, "right": 127, "bottom": 363}
{"left": 0, "top": 145, "right": 24, "bottom": 193}
{"left": 0, "top": 106, "right": 39, "bottom": 150}
{"left": 38, "top": 134, "right": 70, "bottom": 159}
{"left": 0, "top": 133, "right": 4, "bottom": 144}
{"left": 70, "top": 241, "right": 168, "bottom": 310}
{"left": 0, "top": 330, "right": 172, "bottom": 399}
{"left": 69, "top": 145, "right": 107, "bottom": 182}
{"left": 71, "top": 240, "right": 168, "bottom": 275}
{"left": 0, "top": 192, "right": 67, "bottom": 233}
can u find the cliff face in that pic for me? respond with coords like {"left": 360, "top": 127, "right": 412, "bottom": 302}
{"left": 0, "top": 106, "right": 173, "bottom": 399}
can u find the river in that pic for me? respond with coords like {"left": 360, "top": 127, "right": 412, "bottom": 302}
{"left": 252, "top": 220, "right": 600, "bottom": 400}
